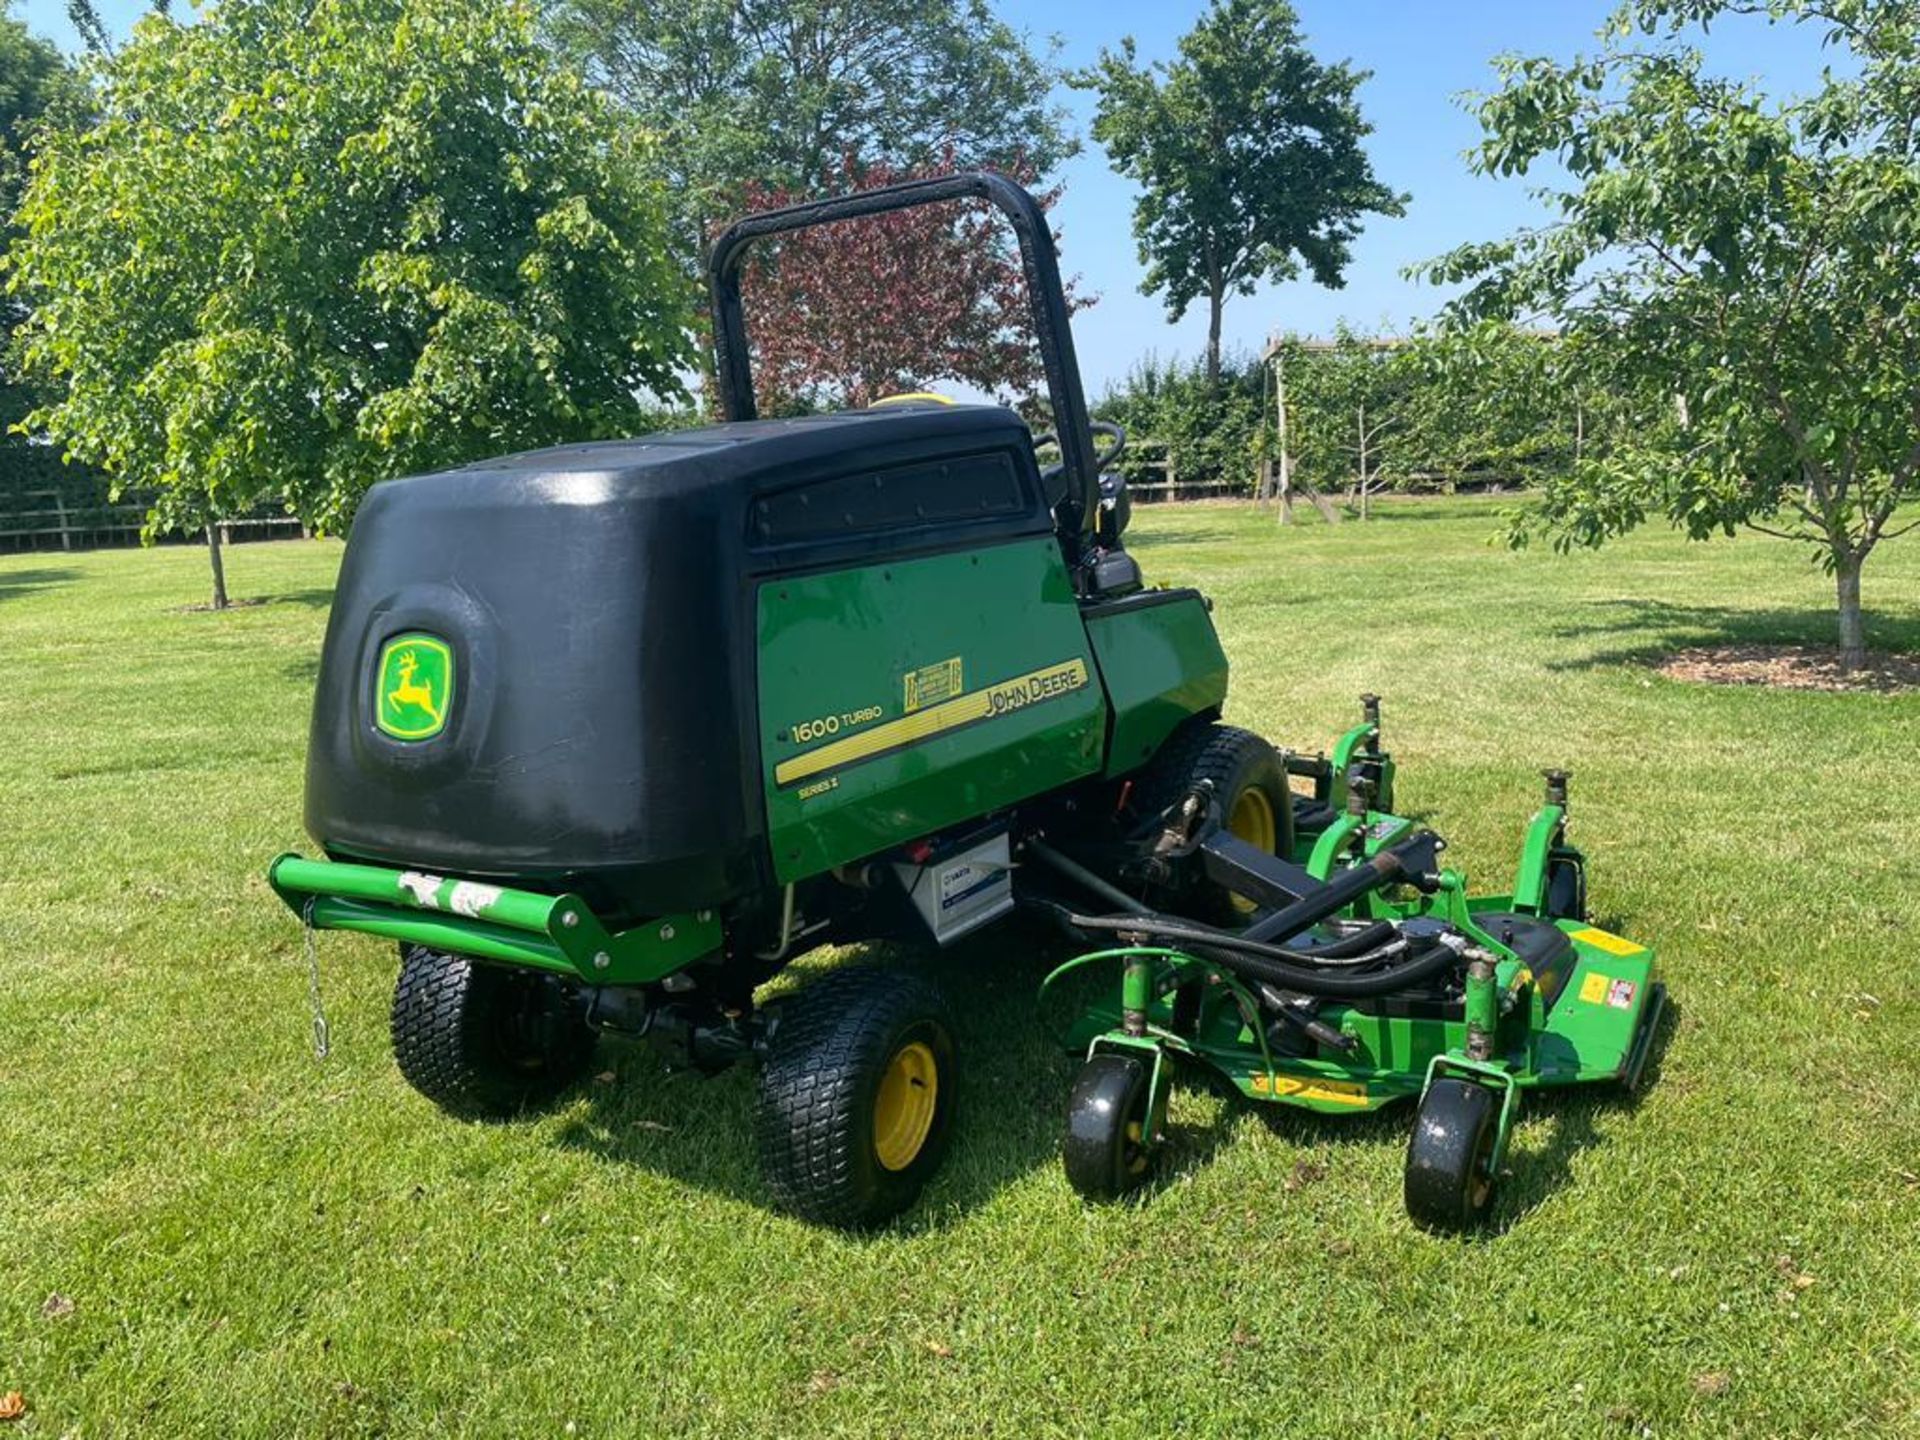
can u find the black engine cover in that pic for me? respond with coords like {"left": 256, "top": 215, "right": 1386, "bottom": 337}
{"left": 303, "top": 405, "right": 1048, "bottom": 919}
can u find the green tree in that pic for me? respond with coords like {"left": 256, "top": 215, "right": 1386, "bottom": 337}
{"left": 549, "top": 0, "right": 1073, "bottom": 250}
{"left": 1395, "top": 323, "right": 1638, "bottom": 491}
{"left": 1092, "top": 350, "right": 1271, "bottom": 494}
{"left": 8, "top": 0, "right": 692, "bottom": 607}
{"left": 1077, "top": 0, "right": 1405, "bottom": 388}
{"left": 0, "top": 2, "right": 85, "bottom": 445}
{"left": 1274, "top": 327, "right": 1414, "bottom": 518}
{"left": 0, "top": 5, "right": 81, "bottom": 222}
{"left": 1421, "top": 0, "right": 1920, "bottom": 668}
{"left": 63, "top": 0, "right": 169, "bottom": 60}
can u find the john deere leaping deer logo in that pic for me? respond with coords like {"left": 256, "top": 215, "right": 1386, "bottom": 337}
{"left": 376, "top": 634, "right": 454, "bottom": 740}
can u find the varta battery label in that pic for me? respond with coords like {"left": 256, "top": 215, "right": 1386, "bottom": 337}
{"left": 775, "top": 658, "right": 1089, "bottom": 787}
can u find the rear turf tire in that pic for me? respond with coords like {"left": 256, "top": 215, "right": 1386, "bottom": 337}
{"left": 1062, "top": 1053, "right": 1154, "bottom": 1202}
{"left": 1137, "top": 722, "right": 1295, "bottom": 921}
{"left": 756, "top": 966, "right": 956, "bottom": 1229}
{"left": 390, "top": 946, "right": 597, "bottom": 1118}
{"left": 1404, "top": 1078, "right": 1499, "bottom": 1233}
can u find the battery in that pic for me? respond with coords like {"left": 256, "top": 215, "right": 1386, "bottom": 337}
{"left": 892, "top": 827, "right": 1015, "bottom": 946}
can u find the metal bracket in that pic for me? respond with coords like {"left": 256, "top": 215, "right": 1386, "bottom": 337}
{"left": 1089, "top": 1031, "right": 1177, "bottom": 1154}
{"left": 1423, "top": 1052, "right": 1522, "bottom": 1177}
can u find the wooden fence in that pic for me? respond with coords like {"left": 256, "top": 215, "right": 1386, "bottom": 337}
{"left": 1119, "top": 440, "right": 1243, "bottom": 503}
{"left": 0, "top": 487, "right": 305, "bottom": 552}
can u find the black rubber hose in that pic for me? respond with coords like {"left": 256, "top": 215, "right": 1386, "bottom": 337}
{"left": 1285, "top": 920, "right": 1399, "bottom": 959}
{"left": 1024, "top": 838, "right": 1388, "bottom": 956}
{"left": 1065, "top": 912, "right": 1460, "bottom": 999}
{"left": 1024, "top": 835, "right": 1456, "bottom": 995}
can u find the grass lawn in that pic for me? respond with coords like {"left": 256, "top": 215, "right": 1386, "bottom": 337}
{"left": 2, "top": 496, "right": 1917, "bottom": 1438}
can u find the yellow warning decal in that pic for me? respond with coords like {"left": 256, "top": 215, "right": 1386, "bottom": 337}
{"left": 1250, "top": 1073, "right": 1371, "bottom": 1106}
{"left": 903, "top": 656, "right": 964, "bottom": 713}
{"left": 775, "top": 658, "right": 1089, "bottom": 787}
{"left": 1578, "top": 971, "right": 1611, "bottom": 1004}
{"left": 1570, "top": 926, "right": 1646, "bottom": 957}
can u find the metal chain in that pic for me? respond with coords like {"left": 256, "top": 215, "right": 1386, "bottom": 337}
{"left": 301, "top": 898, "right": 331, "bottom": 1060}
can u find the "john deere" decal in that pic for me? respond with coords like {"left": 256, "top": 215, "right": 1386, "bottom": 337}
{"left": 376, "top": 634, "right": 454, "bottom": 740}
{"left": 774, "top": 658, "right": 1088, "bottom": 787}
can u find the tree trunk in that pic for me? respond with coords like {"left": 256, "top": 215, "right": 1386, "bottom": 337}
{"left": 1205, "top": 285, "right": 1224, "bottom": 391}
{"left": 1274, "top": 352, "right": 1291, "bottom": 525}
{"left": 206, "top": 522, "right": 229, "bottom": 611}
{"left": 1835, "top": 553, "right": 1865, "bottom": 670}
{"left": 1357, "top": 405, "right": 1370, "bottom": 521}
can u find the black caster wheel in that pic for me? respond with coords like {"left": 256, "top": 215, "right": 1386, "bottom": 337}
{"left": 1404, "top": 1077, "right": 1499, "bottom": 1233}
{"left": 1063, "top": 1053, "right": 1155, "bottom": 1201}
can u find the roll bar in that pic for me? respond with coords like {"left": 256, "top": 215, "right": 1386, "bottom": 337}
{"left": 707, "top": 171, "right": 1101, "bottom": 544}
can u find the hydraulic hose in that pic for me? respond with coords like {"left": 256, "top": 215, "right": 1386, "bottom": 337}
{"left": 1024, "top": 832, "right": 1459, "bottom": 997}
{"left": 1064, "top": 912, "right": 1459, "bottom": 998}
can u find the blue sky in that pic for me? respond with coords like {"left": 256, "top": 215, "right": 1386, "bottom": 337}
{"left": 15, "top": 0, "right": 1842, "bottom": 395}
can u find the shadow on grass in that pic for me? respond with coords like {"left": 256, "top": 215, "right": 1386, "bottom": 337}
{"left": 0, "top": 565, "right": 80, "bottom": 602}
{"left": 282, "top": 653, "right": 322, "bottom": 684}
{"left": 256, "top": 587, "right": 336, "bottom": 609}
{"left": 176, "top": 587, "right": 336, "bottom": 614}
{"left": 1128, "top": 526, "right": 1251, "bottom": 549}
{"left": 1547, "top": 599, "right": 1920, "bottom": 671}
{"left": 542, "top": 921, "right": 1680, "bottom": 1234}
{"left": 546, "top": 919, "right": 1080, "bottom": 1233}
{"left": 1487, "top": 990, "right": 1680, "bottom": 1235}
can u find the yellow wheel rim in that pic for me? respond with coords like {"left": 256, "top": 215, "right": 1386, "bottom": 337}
{"left": 873, "top": 1040, "right": 939, "bottom": 1171}
{"left": 1227, "top": 785, "right": 1278, "bottom": 914}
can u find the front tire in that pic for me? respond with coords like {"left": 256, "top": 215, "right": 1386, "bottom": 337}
{"left": 1062, "top": 1053, "right": 1154, "bottom": 1201}
{"left": 1404, "top": 1078, "right": 1499, "bottom": 1233}
{"left": 756, "top": 966, "right": 956, "bottom": 1229}
{"left": 390, "top": 946, "right": 597, "bottom": 1118}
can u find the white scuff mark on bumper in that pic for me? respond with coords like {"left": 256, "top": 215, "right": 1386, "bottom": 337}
{"left": 448, "top": 881, "right": 504, "bottom": 918}
{"left": 398, "top": 871, "right": 444, "bottom": 908}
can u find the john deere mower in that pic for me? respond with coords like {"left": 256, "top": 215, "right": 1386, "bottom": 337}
{"left": 269, "top": 173, "right": 1662, "bottom": 1231}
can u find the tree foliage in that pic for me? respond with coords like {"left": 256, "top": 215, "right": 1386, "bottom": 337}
{"left": 1393, "top": 323, "right": 1646, "bottom": 490}
{"left": 734, "top": 157, "right": 1085, "bottom": 413}
{"left": 549, "top": 0, "right": 1073, "bottom": 247}
{"left": 1092, "top": 350, "right": 1271, "bottom": 491}
{"left": 0, "top": 2, "right": 84, "bottom": 426}
{"left": 0, "top": 3, "right": 82, "bottom": 223}
{"left": 1419, "top": 0, "right": 1920, "bottom": 665}
{"left": 7, "top": 0, "right": 693, "bottom": 598}
{"left": 1273, "top": 327, "right": 1415, "bottom": 517}
{"left": 1076, "top": 0, "right": 1404, "bottom": 386}
{"left": 0, "top": 1, "right": 102, "bottom": 546}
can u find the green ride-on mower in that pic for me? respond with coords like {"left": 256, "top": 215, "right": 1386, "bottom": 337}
{"left": 269, "top": 172, "right": 1663, "bottom": 1232}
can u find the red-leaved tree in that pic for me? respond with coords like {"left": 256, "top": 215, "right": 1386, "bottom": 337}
{"left": 733, "top": 156, "right": 1090, "bottom": 413}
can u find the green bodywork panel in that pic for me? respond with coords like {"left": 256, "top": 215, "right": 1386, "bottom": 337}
{"left": 757, "top": 535, "right": 1106, "bottom": 880}
{"left": 1084, "top": 594, "right": 1228, "bottom": 776}
{"left": 267, "top": 854, "right": 720, "bottom": 986}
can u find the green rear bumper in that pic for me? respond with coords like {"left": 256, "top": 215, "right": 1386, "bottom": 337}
{"left": 267, "top": 854, "right": 721, "bottom": 986}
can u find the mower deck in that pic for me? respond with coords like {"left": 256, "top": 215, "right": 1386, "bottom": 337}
{"left": 1055, "top": 919, "right": 1663, "bottom": 1113}
{"left": 1041, "top": 710, "right": 1664, "bottom": 1231}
